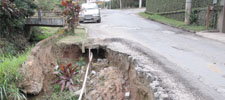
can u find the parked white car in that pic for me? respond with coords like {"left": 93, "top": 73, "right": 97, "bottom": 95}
{"left": 79, "top": 3, "right": 101, "bottom": 23}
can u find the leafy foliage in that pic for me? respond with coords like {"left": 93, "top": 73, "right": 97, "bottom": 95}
{"left": 76, "top": 57, "right": 86, "bottom": 67}
{"left": 0, "top": 0, "right": 37, "bottom": 37}
{"left": 0, "top": 49, "right": 30, "bottom": 100}
{"left": 31, "top": 27, "right": 61, "bottom": 41}
{"left": 190, "top": 10, "right": 199, "bottom": 25}
{"left": 139, "top": 12, "right": 207, "bottom": 32}
{"left": 110, "top": 0, "right": 146, "bottom": 9}
{"left": 35, "top": 0, "right": 58, "bottom": 11}
{"left": 61, "top": 0, "right": 81, "bottom": 33}
{"left": 41, "top": 91, "right": 78, "bottom": 100}
{"left": 53, "top": 63, "right": 78, "bottom": 92}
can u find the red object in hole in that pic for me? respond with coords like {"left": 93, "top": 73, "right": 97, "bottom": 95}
{"left": 61, "top": 1, "right": 68, "bottom": 6}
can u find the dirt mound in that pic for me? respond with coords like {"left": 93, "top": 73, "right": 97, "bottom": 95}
{"left": 87, "top": 67, "right": 125, "bottom": 100}
{"left": 19, "top": 34, "right": 83, "bottom": 95}
{"left": 19, "top": 36, "right": 57, "bottom": 95}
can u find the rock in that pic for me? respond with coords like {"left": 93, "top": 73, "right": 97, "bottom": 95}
{"left": 157, "top": 87, "right": 164, "bottom": 92}
{"left": 55, "top": 65, "right": 59, "bottom": 70}
{"left": 150, "top": 81, "right": 160, "bottom": 91}
{"left": 19, "top": 60, "right": 44, "bottom": 95}
{"left": 122, "top": 79, "right": 126, "bottom": 85}
{"left": 97, "top": 97, "right": 103, "bottom": 100}
{"left": 152, "top": 81, "right": 160, "bottom": 87}
{"left": 154, "top": 92, "right": 160, "bottom": 99}
{"left": 91, "top": 70, "right": 96, "bottom": 76}
{"left": 159, "top": 94, "right": 169, "bottom": 100}
{"left": 150, "top": 84, "right": 156, "bottom": 91}
{"left": 216, "top": 88, "right": 225, "bottom": 93}
{"left": 74, "top": 89, "right": 82, "bottom": 96}
{"left": 97, "top": 58, "right": 104, "bottom": 63}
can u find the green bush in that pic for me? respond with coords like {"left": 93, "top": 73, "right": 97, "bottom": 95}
{"left": 41, "top": 91, "right": 78, "bottom": 100}
{"left": 190, "top": 10, "right": 199, "bottom": 25}
{"left": 0, "top": 49, "right": 30, "bottom": 100}
{"left": 35, "top": 0, "right": 58, "bottom": 11}
{"left": 31, "top": 27, "right": 60, "bottom": 41}
{"left": 0, "top": 0, "right": 37, "bottom": 38}
{"left": 39, "top": 84, "right": 78, "bottom": 100}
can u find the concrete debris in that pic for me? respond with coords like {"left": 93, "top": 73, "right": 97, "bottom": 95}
{"left": 91, "top": 70, "right": 96, "bottom": 76}
{"left": 74, "top": 89, "right": 82, "bottom": 96}
{"left": 97, "top": 97, "right": 103, "bottom": 100}
{"left": 97, "top": 58, "right": 107, "bottom": 63}
{"left": 125, "top": 92, "right": 130, "bottom": 99}
{"left": 160, "top": 94, "right": 169, "bottom": 100}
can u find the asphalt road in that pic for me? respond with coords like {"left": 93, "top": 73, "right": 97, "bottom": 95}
{"left": 83, "top": 9, "right": 225, "bottom": 100}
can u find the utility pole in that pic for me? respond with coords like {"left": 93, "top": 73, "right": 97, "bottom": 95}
{"left": 120, "top": 0, "right": 122, "bottom": 9}
{"left": 220, "top": 1, "right": 225, "bottom": 32}
{"left": 103, "top": 0, "right": 105, "bottom": 9}
{"left": 110, "top": 0, "right": 112, "bottom": 9}
{"left": 139, "top": 0, "right": 142, "bottom": 8}
{"left": 185, "top": 0, "right": 192, "bottom": 25}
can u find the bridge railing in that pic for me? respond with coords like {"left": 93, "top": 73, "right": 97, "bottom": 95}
{"left": 26, "top": 11, "right": 65, "bottom": 27}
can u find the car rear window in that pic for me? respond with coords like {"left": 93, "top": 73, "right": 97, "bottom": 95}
{"left": 82, "top": 3, "right": 98, "bottom": 9}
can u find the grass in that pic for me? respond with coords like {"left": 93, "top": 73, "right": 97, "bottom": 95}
{"left": 33, "top": 27, "right": 61, "bottom": 41}
{"left": 40, "top": 91, "right": 78, "bottom": 100}
{"left": 35, "top": 57, "right": 86, "bottom": 100}
{"left": 57, "top": 27, "right": 87, "bottom": 44}
{"left": 139, "top": 12, "right": 207, "bottom": 32}
{"left": 0, "top": 49, "right": 31, "bottom": 100}
{"left": 38, "top": 83, "right": 79, "bottom": 100}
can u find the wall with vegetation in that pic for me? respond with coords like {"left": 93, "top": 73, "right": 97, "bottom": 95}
{"left": 146, "top": 0, "right": 185, "bottom": 13}
{"left": 145, "top": 0, "right": 216, "bottom": 26}
{"left": 110, "top": 0, "right": 146, "bottom": 9}
{"left": 146, "top": 0, "right": 213, "bottom": 13}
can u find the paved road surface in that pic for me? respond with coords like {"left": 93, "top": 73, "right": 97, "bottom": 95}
{"left": 83, "top": 9, "right": 225, "bottom": 100}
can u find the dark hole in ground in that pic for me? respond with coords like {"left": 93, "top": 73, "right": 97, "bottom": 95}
{"left": 83, "top": 47, "right": 107, "bottom": 60}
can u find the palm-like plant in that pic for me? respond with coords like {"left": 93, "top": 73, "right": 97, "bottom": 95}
{"left": 60, "top": 0, "right": 81, "bottom": 33}
{"left": 53, "top": 63, "right": 78, "bottom": 92}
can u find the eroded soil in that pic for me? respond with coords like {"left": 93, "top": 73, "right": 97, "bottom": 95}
{"left": 20, "top": 34, "right": 154, "bottom": 100}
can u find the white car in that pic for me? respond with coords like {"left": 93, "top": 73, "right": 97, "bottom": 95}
{"left": 79, "top": 3, "right": 101, "bottom": 23}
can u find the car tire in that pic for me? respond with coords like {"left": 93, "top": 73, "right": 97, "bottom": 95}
{"left": 97, "top": 18, "right": 101, "bottom": 23}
